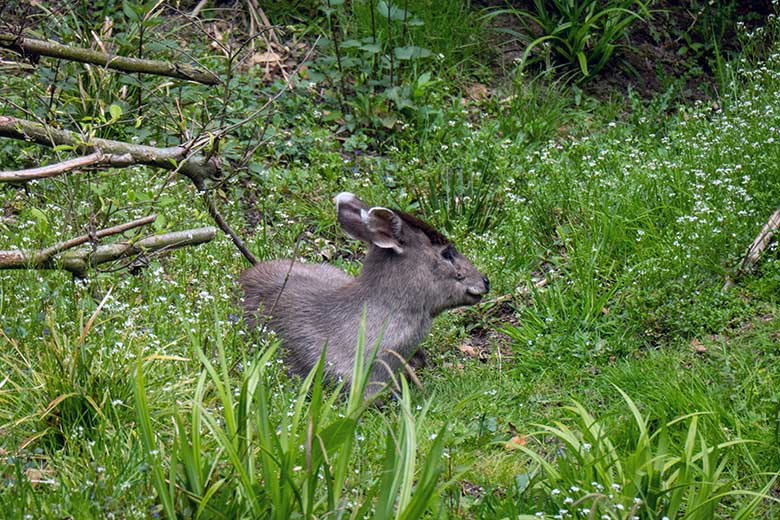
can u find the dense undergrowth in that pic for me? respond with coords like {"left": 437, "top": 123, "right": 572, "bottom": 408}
{"left": 1, "top": 1, "right": 780, "bottom": 518}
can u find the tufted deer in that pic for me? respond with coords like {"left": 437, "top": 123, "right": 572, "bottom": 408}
{"left": 239, "top": 192, "right": 489, "bottom": 396}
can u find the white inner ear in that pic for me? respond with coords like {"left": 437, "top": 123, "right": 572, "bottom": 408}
{"left": 365, "top": 207, "right": 404, "bottom": 254}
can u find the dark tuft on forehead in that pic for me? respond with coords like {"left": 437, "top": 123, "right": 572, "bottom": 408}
{"left": 394, "top": 209, "right": 451, "bottom": 245}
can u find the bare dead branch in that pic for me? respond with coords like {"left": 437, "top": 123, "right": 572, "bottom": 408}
{"left": 0, "top": 226, "right": 216, "bottom": 276}
{"left": 723, "top": 208, "right": 780, "bottom": 291}
{"left": 190, "top": 0, "right": 209, "bottom": 17}
{"left": 0, "top": 116, "right": 221, "bottom": 184}
{"left": 0, "top": 32, "right": 220, "bottom": 85}
{"left": 0, "top": 152, "right": 134, "bottom": 182}
{"left": 0, "top": 214, "right": 157, "bottom": 267}
{"left": 741, "top": 209, "right": 780, "bottom": 269}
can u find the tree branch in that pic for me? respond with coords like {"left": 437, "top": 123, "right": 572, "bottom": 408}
{"left": 0, "top": 214, "right": 157, "bottom": 267}
{"left": 0, "top": 225, "right": 217, "bottom": 276}
{"left": 0, "top": 116, "right": 221, "bottom": 185}
{"left": 0, "top": 152, "right": 134, "bottom": 182}
{"left": 60, "top": 227, "right": 217, "bottom": 277}
{"left": 0, "top": 32, "right": 220, "bottom": 85}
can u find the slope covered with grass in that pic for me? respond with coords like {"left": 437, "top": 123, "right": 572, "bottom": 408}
{"left": 2, "top": 5, "right": 780, "bottom": 519}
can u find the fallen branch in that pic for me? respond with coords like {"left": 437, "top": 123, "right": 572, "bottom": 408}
{"left": 0, "top": 226, "right": 216, "bottom": 276}
{"left": 0, "top": 33, "right": 220, "bottom": 85}
{"left": 723, "top": 208, "right": 780, "bottom": 291}
{"left": 0, "top": 215, "right": 157, "bottom": 267}
{"left": 0, "top": 116, "right": 221, "bottom": 184}
{"left": 0, "top": 152, "right": 134, "bottom": 182}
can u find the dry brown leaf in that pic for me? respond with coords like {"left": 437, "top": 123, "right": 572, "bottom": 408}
{"left": 251, "top": 51, "right": 282, "bottom": 66}
{"left": 458, "top": 343, "right": 478, "bottom": 357}
{"left": 691, "top": 338, "right": 707, "bottom": 353}
{"left": 465, "top": 83, "right": 490, "bottom": 100}
{"left": 24, "top": 467, "right": 56, "bottom": 487}
{"left": 504, "top": 435, "right": 527, "bottom": 450}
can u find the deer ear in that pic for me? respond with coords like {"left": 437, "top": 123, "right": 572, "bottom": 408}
{"left": 364, "top": 207, "right": 404, "bottom": 254}
{"left": 335, "top": 192, "right": 372, "bottom": 242}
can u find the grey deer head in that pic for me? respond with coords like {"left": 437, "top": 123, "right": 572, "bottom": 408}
{"left": 334, "top": 192, "right": 489, "bottom": 315}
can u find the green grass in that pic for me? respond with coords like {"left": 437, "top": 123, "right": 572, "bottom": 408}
{"left": 2, "top": 4, "right": 780, "bottom": 518}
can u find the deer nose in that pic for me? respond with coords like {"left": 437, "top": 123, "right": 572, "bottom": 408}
{"left": 482, "top": 276, "right": 490, "bottom": 293}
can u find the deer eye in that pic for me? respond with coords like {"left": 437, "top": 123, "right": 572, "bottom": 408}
{"left": 441, "top": 246, "right": 455, "bottom": 263}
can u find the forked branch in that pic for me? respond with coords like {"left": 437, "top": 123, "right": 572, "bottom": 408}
{"left": 0, "top": 116, "right": 221, "bottom": 185}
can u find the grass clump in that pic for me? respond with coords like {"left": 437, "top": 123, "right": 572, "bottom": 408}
{"left": 133, "top": 315, "right": 450, "bottom": 519}
{"left": 480, "top": 388, "right": 777, "bottom": 519}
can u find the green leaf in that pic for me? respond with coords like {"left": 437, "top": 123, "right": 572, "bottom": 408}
{"left": 576, "top": 51, "right": 589, "bottom": 76}
{"left": 514, "top": 472, "right": 532, "bottom": 493}
{"left": 394, "top": 45, "right": 432, "bottom": 60}
{"left": 360, "top": 43, "right": 382, "bottom": 54}
{"left": 108, "top": 104, "right": 123, "bottom": 121}
{"left": 122, "top": 0, "right": 143, "bottom": 21}
{"left": 376, "top": 0, "right": 407, "bottom": 21}
{"left": 153, "top": 213, "right": 167, "bottom": 230}
{"left": 29, "top": 207, "right": 49, "bottom": 229}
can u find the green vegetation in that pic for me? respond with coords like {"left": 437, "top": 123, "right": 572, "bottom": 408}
{"left": 485, "top": 0, "right": 650, "bottom": 80}
{"left": 1, "top": 1, "right": 780, "bottom": 518}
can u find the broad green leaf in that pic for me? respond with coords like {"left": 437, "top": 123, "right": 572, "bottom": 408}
{"left": 394, "top": 45, "right": 432, "bottom": 60}
{"left": 376, "top": 0, "right": 407, "bottom": 21}
{"left": 108, "top": 104, "right": 123, "bottom": 121}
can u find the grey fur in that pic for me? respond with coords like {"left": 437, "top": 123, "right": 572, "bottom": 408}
{"left": 239, "top": 192, "right": 489, "bottom": 394}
